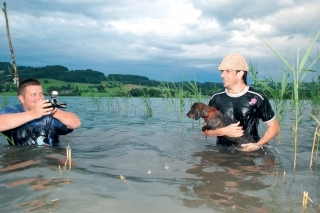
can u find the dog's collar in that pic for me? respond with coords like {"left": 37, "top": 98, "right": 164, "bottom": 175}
{"left": 204, "top": 109, "right": 217, "bottom": 121}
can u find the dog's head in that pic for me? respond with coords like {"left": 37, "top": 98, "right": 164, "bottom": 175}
{"left": 186, "top": 102, "right": 205, "bottom": 120}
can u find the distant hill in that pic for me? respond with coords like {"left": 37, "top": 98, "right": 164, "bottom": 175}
{"left": 0, "top": 62, "right": 162, "bottom": 86}
{"left": 0, "top": 61, "right": 224, "bottom": 96}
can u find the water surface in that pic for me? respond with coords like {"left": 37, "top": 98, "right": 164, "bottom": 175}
{"left": 0, "top": 96, "right": 319, "bottom": 213}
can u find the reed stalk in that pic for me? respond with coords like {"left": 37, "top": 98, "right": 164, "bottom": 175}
{"left": 2, "top": 2, "right": 19, "bottom": 87}
{"left": 5, "top": 136, "right": 15, "bottom": 145}
{"left": 184, "top": 76, "right": 202, "bottom": 103}
{"left": 64, "top": 145, "right": 72, "bottom": 170}
{"left": 107, "top": 79, "right": 129, "bottom": 112}
{"left": 169, "top": 82, "right": 185, "bottom": 114}
{"left": 309, "top": 114, "right": 320, "bottom": 168}
{"left": 309, "top": 79, "right": 320, "bottom": 115}
{"left": 260, "top": 30, "right": 320, "bottom": 169}
{"left": 184, "top": 76, "right": 206, "bottom": 129}
{"left": 140, "top": 87, "right": 153, "bottom": 116}
{"left": 309, "top": 125, "right": 320, "bottom": 168}
{"left": 160, "top": 81, "right": 176, "bottom": 124}
{"left": 177, "top": 83, "right": 185, "bottom": 114}
{"left": 89, "top": 88, "right": 103, "bottom": 110}
{"left": 248, "top": 62, "right": 290, "bottom": 145}
{"left": 161, "top": 81, "right": 176, "bottom": 113}
{"left": 302, "top": 191, "right": 313, "bottom": 208}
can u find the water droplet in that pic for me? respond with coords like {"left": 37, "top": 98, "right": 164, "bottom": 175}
{"left": 165, "top": 163, "right": 170, "bottom": 170}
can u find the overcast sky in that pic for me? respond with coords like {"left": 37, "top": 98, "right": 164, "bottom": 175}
{"left": 0, "top": 0, "right": 319, "bottom": 83}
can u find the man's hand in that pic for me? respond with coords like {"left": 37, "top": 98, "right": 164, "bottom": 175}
{"left": 224, "top": 121, "right": 244, "bottom": 137}
{"left": 30, "top": 100, "right": 56, "bottom": 118}
{"left": 238, "top": 143, "right": 262, "bottom": 152}
{"left": 202, "top": 121, "right": 244, "bottom": 137}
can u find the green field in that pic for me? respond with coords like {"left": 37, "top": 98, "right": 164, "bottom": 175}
{"left": 0, "top": 78, "right": 161, "bottom": 97}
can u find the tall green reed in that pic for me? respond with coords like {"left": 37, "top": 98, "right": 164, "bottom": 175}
{"left": 309, "top": 79, "right": 320, "bottom": 115}
{"left": 183, "top": 76, "right": 205, "bottom": 130}
{"left": 248, "top": 62, "right": 290, "bottom": 144}
{"left": 171, "top": 82, "right": 185, "bottom": 114}
{"left": 140, "top": 87, "right": 153, "bottom": 116}
{"left": 260, "top": 30, "right": 320, "bottom": 169}
{"left": 6, "top": 136, "right": 15, "bottom": 145}
{"left": 184, "top": 76, "right": 203, "bottom": 103}
{"left": 105, "top": 79, "right": 128, "bottom": 113}
{"left": 160, "top": 81, "right": 178, "bottom": 126}
{"left": 88, "top": 88, "right": 103, "bottom": 110}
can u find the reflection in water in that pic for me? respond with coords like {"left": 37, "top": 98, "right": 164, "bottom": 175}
{"left": 7, "top": 174, "right": 70, "bottom": 191}
{"left": 0, "top": 146, "right": 71, "bottom": 172}
{"left": 0, "top": 146, "right": 71, "bottom": 212}
{"left": 12, "top": 193, "right": 61, "bottom": 213}
{"left": 182, "top": 147, "right": 277, "bottom": 212}
{"left": 0, "top": 159, "right": 40, "bottom": 172}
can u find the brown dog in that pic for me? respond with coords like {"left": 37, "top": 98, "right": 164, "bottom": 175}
{"left": 186, "top": 102, "right": 255, "bottom": 146}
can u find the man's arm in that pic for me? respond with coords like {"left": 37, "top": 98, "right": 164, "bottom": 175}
{"left": 0, "top": 100, "right": 80, "bottom": 133}
{"left": 52, "top": 109, "right": 81, "bottom": 129}
{"left": 0, "top": 112, "right": 36, "bottom": 132}
{"left": 202, "top": 121, "right": 244, "bottom": 138}
{"left": 0, "top": 100, "right": 54, "bottom": 132}
{"left": 240, "top": 118, "right": 280, "bottom": 152}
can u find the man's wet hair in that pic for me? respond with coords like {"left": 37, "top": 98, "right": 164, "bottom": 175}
{"left": 18, "top": 78, "right": 42, "bottom": 95}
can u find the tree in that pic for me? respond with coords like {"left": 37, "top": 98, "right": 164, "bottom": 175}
{"left": 97, "top": 85, "right": 105, "bottom": 92}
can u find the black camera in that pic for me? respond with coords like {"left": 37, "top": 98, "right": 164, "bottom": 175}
{"left": 44, "top": 91, "right": 67, "bottom": 109}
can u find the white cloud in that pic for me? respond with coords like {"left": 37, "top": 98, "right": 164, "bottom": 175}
{"left": 0, "top": 0, "right": 319, "bottom": 82}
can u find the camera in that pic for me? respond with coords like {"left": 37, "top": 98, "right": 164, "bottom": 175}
{"left": 44, "top": 91, "right": 67, "bottom": 109}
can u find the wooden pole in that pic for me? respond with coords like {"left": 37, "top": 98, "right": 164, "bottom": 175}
{"left": 2, "top": 2, "right": 19, "bottom": 87}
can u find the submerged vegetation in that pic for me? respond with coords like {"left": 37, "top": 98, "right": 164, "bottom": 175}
{"left": 259, "top": 30, "right": 320, "bottom": 169}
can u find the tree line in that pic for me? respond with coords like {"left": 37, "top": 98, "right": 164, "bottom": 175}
{"left": 0, "top": 62, "right": 161, "bottom": 86}
{"left": 1, "top": 61, "right": 318, "bottom": 99}
{"left": 0, "top": 61, "right": 225, "bottom": 96}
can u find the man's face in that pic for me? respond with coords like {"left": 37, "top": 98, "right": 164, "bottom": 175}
{"left": 220, "top": 70, "right": 242, "bottom": 88}
{"left": 18, "top": 85, "right": 45, "bottom": 111}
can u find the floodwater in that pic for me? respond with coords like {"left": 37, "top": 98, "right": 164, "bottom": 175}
{"left": 0, "top": 96, "right": 319, "bottom": 213}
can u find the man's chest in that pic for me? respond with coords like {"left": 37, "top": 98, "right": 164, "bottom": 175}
{"left": 216, "top": 95, "right": 259, "bottom": 120}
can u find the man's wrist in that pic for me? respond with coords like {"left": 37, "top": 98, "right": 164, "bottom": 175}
{"left": 256, "top": 142, "right": 265, "bottom": 147}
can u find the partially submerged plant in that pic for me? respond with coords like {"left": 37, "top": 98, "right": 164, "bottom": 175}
{"left": 309, "top": 114, "right": 320, "bottom": 168}
{"left": 6, "top": 136, "right": 15, "bottom": 145}
{"left": 260, "top": 30, "right": 320, "bottom": 169}
{"left": 248, "top": 62, "right": 290, "bottom": 145}
{"left": 140, "top": 87, "right": 153, "bottom": 116}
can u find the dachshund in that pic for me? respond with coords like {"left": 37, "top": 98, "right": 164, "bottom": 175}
{"left": 186, "top": 102, "right": 255, "bottom": 146}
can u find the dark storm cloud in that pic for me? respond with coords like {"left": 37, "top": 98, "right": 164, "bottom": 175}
{"left": 0, "top": 0, "right": 319, "bottom": 82}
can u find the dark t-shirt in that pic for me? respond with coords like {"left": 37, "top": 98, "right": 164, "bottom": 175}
{"left": 0, "top": 104, "right": 73, "bottom": 146}
{"left": 208, "top": 86, "right": 275, "bottom": 146}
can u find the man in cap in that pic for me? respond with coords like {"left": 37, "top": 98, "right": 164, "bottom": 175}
{"left": 203, "top": 53, "right": 280, "bottom": 152}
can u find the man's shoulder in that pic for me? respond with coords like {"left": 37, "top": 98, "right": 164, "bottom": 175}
{"left": 247, "top": 86, "right": 267, "bottom": 100}
{"left": 0, "top": 104, "right": 24, "bottom": 114}
{"left": 248, "top": 86, "right": 263, "bottom": 94}
{"left": 210, "top": 89, "right": 226, "bottom": 99}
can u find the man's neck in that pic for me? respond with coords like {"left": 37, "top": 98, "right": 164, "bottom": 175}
{"left": 227, "top": 84, "right": 247, "bottom": 94}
